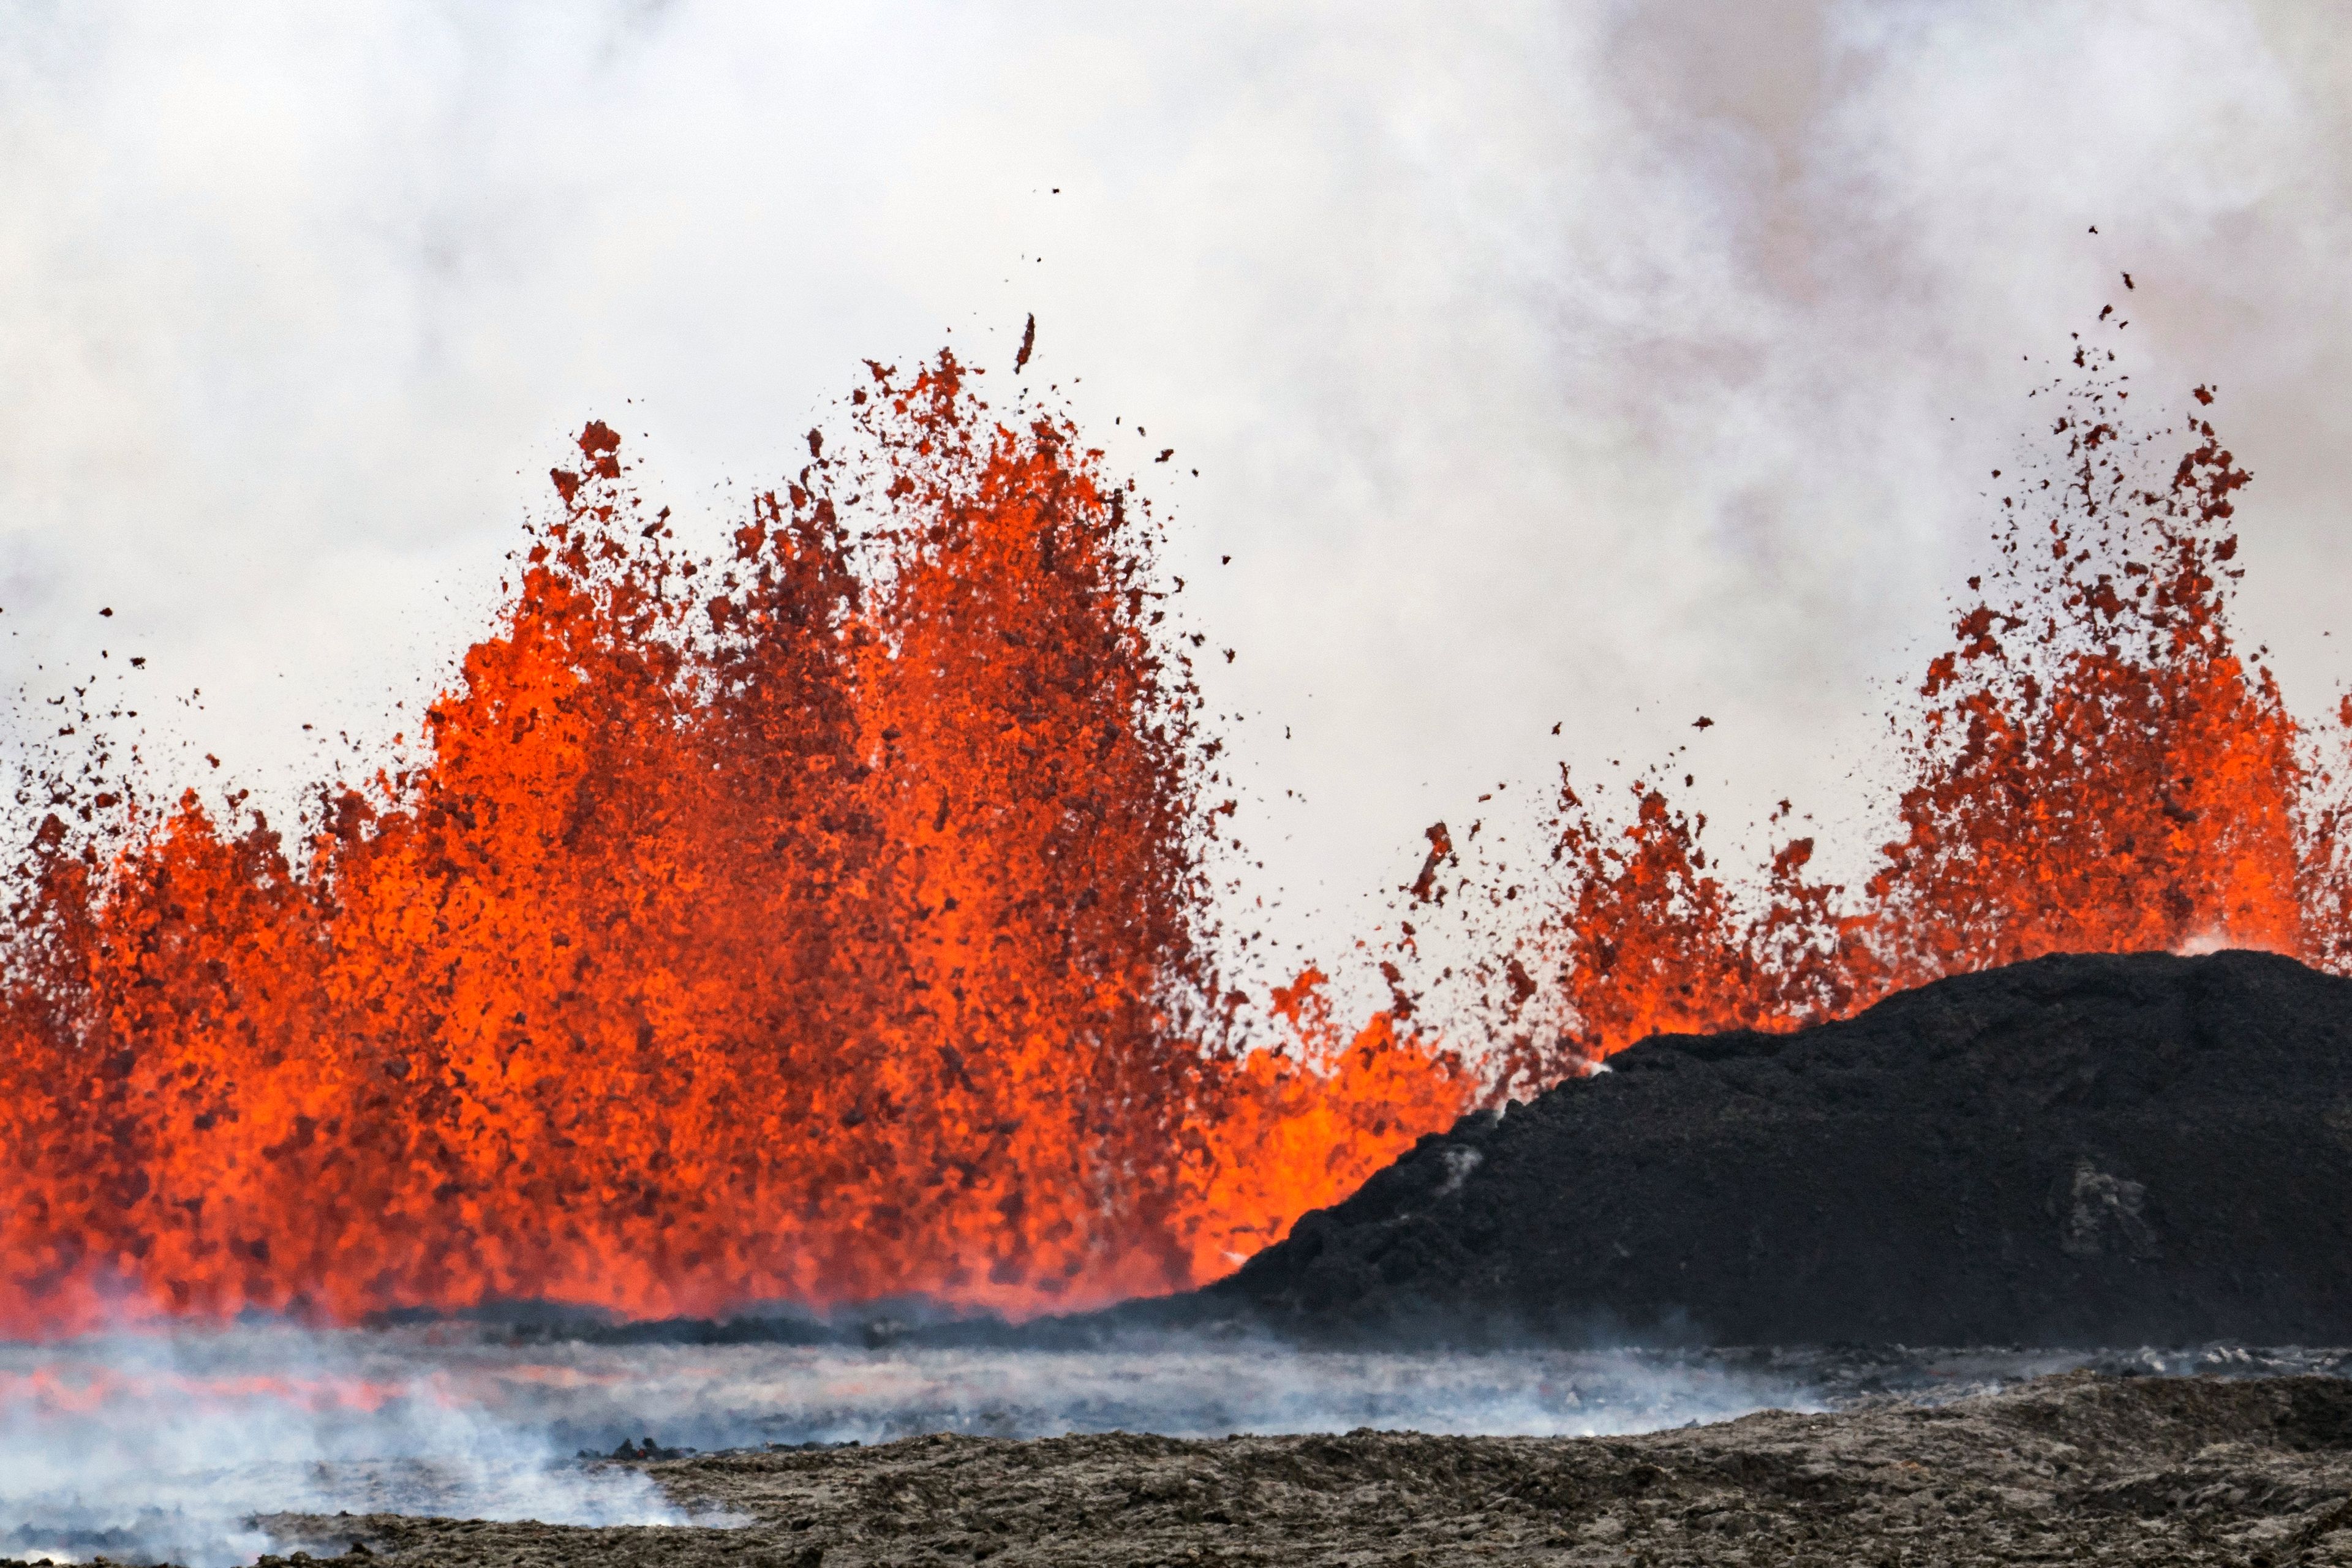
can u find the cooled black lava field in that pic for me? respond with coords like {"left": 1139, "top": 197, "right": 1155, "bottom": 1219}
{"left": 1201, "top": 949, "right": 2352, "bottom": 1346}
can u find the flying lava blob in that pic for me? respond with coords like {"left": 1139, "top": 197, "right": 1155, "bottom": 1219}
{"left": 0, "top": 353, "right": 1470, "bottom": 1336}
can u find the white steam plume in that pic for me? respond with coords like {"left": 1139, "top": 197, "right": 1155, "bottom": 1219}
{"left": 1, "top": 1, "right": 2348, "bottom": 993}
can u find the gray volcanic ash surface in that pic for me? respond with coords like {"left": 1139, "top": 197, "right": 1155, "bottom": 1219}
{"left": 252, "top": 1372, "right": 2352, "bottom": 1566}
{"left": 1208, "top": 949, "right": 2352, "bottom": 1346}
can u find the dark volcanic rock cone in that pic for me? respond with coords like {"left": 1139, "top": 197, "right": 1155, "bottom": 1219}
{"left": 1206, "top": 950, "right": 2352, "bottom": 1346}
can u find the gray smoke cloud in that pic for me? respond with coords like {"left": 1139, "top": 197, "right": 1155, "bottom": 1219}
{"left": 2, "top": 1, "right": 2348, "bottom": 988}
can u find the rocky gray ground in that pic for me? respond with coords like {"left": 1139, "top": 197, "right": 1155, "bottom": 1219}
{"left": 233, "top": 1371, "right": 2352, "bottom": 1566}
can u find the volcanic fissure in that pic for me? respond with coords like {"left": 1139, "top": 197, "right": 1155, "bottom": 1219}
{"left": 2, "top": 320, "right": 2345, "bottom": 1338}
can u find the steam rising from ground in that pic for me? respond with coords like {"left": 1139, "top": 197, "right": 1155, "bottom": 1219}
{"left": 0, "top": 1324, "right": 1821, "bottom": 1564}
{"left": 7, "top": 1324, "right": 2339, "bottom": 1567}
{"left": 0, "top": 1328, "right": 693, "bottom": 1566}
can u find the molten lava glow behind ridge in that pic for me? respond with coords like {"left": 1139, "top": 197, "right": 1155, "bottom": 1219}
{"left": 2, "top": 331, "right": 2345, "bottom": 1336}
{"left": 1453, "top": 349, "right": 2352, "bottom": 1093}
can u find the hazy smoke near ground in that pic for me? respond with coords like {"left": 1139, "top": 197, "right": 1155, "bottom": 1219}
{"left": 9, "top": 1324, "right": 2336, "bottom": 1566}
{"left": 0, "top": 1323, "right": 1819, "bottom": 1565}
{"left": 0, "top": 1325, "right": 1820, "bottom": 1563}
{"left": 3, "top": 2, "right": 2350, "bottom": 985}
{"left": 0, "top": 1327, "right": 693, "bottom": 1567}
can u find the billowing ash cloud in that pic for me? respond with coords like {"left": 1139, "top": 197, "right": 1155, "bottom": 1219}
{"left": 1, "top": 1, "right": 2348, "bottom": 977}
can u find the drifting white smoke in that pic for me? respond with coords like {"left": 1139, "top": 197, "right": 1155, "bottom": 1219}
{"left": 0, "top": 1322, "right": 1833, "bottom": 1564}
{"left": 4, "top": 1321, "right": 2336, "bottom": 1565}
{"left": 0, "top": 1326, "right": 693, "bottom": 1567}
{"left": 4, "top": 1, "right": 2351, "bottom": 994}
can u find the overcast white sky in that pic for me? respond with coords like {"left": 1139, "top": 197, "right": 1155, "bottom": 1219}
{"left": 4, "top": 1, "right": 2350, "bottom": 987}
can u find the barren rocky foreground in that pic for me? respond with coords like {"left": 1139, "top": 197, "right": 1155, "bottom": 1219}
{"left": 238, "top": 1372, "right": 2352, "bottom": 1566}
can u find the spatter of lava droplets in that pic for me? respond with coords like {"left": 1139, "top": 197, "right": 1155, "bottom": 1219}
{"left": 0, "top": 355, "right": 1470, "bottom": 1336}
{"left": 1442, "top": 341, "right": 2352, "bottom": 1096}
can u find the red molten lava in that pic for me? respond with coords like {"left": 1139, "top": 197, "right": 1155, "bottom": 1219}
{"left": 6, "top": 322, "right": 2339, "bottom": 1336}
{"left": 1455, "top": 344, "right": 2352, "bottom": 1090}
{"left": 0, "top": 354, "right": 1468, "bottom": 1336}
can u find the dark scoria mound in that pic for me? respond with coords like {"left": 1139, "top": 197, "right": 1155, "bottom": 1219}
{"left": 1208, "top": 949, "right": 2352, "bottom": 1346}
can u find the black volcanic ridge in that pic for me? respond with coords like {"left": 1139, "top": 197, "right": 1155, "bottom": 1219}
{"left": 1199, "top": 949, "right": 2352, "bottom": 1347}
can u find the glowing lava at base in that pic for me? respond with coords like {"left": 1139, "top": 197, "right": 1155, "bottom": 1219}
{"left": 0, "top": 355, "right": 1468, "bottom": 1336}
